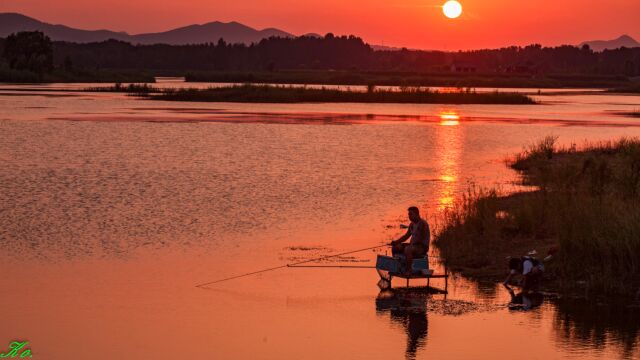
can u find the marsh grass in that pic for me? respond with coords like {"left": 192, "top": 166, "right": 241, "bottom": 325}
{"left": 435, "top": 137, "right": 640, "bottom": 297}
{"left": 84, "top": 83, "right": 160, "bottom": 93}
{"left": 140, "top": 84, "right": 535, "bottom": 104}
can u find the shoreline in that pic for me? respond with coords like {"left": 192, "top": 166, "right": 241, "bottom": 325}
{"left": 185, "top": 70, "right": 635, "bottom": 89}
{"left": 434, "top": 137, "right": 640, "bottom": 301}
{"left": 4, "top": 69, "right": 636, "bottom": 91}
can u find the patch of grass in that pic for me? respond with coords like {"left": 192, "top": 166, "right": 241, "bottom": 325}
{"left": 624, "top": 110, "right": 640, "bottom": 118}
{"left": 137, "top": 84, "right": 536, "bottom": 104}
{"left": 84, "top": 83, "right": 160, "bottom": 93}
{"left": 435, "top": 137, "right": 640, "bottom": 298}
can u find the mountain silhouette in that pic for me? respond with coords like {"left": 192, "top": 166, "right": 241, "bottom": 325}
{"left": 0, "top": 13, "right": 294, "bottom": 45}
{"left": 580, "top": 35, "right": 640, "bottom": 52}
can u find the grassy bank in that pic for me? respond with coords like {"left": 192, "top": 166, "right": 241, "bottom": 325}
{"left": 185, "top": 70, "right": 631, "bottom": 89}
{"left": 84, "top": 83, "right": 159, "bottom": 93}
{"left": 434, "top": 137, "right": 640, "bottom": 298}
{"left": 139, "top": 84, "right": 535, "bottom": 104}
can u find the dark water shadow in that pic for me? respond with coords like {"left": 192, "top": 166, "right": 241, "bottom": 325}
{"left": 552, "top": 297, "right": 640, "bottom": 358}
{"left": 452, "top": 272, "right": 639, "bottom": 356}
{"left": 375, "top": 287, "right": 434, "bottom": 360}
{"left": 507, "top": 289, "right": 544, "bottom": 311}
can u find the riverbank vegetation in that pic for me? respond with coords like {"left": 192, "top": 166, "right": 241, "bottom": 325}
{"left": 2, "top": 31, "right": 639, "bottom": 87}
{"left": 136, "top": 84, "right": 536, "bottom": 104}
{"left": 84, "top": 83, "right": 159, "bottom": 93}
{"left": 0, "top": 31, "right": 153, "bottom": 83}
{"left": 434, "top": 137, "right": 640, "bottom": 299}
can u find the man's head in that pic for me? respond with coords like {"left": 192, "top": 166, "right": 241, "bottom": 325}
{"left": 407, "top": 206, "right": 421, "bottom": 223}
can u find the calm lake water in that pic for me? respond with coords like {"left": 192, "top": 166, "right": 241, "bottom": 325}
{"left": 1, "top": 81, "right": 639, "bottom": 359}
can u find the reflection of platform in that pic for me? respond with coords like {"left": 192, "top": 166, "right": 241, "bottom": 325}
{"left": 375, "top": 288, "right": 433, "bottom": 359}
{"left": 376, "top": 255, "right": 449, "bottom": 290}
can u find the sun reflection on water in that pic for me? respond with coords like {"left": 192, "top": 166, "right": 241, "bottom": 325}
{"left": 439, "top": 111, "right": 460, "bottom": 126}
{"left": 435, "top": 111, "right": 463, "bottom": 210}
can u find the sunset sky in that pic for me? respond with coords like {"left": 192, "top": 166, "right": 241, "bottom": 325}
{"left": 1, "top": 0, "right": 639, "bottom": 50}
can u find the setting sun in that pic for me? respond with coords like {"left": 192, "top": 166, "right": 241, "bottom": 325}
{"left": 442, "top": 0, "right": 462, "bottom": 19}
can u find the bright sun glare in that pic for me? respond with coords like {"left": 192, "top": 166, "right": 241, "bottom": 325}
{"left": 439, "top": 111, "right": 460, "bottom": 126}
{"left": 442, "top": 0, "right": 462, "bottom": 19}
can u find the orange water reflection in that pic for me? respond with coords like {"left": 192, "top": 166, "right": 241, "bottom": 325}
{"left": 2, "top": 98, "right": 640, "bottom": 359}
{"left": 435, "top": 111, "right": 464, "bottom": 210}
{"left": 439, "top": 111, "right": 460, "bottom": 126}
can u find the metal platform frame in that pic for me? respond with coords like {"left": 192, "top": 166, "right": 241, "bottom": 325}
{"left": 385, "top": 261, "right": 449, "bottom": 291}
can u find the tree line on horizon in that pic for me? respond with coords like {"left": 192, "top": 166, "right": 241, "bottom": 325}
{"left": 1, "top": 31, "right": 639, "bottom": 81}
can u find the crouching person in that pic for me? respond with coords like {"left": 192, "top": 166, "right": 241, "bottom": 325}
{"left": 503, "top": 256, "right": 544, "bottom": 293}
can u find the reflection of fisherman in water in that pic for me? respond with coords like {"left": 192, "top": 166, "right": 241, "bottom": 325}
{"left": 507, "top": 288, "right": 543, "bottom": 311}
{"left": 376, "top": 288, "right": 429, "bottom": 360}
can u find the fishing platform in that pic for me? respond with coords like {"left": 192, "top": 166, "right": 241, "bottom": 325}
{"left": 376, "top": 254, "right": 449, "bottom": 290}
{"left": 195, "top": 244, "right": 450, "bottom": 291}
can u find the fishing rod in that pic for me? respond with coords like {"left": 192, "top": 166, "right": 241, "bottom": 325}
{"left": 288, "top": 265, "right": 376, "bottom": 268}
{"left": 195, "top": 243, "right": 390, "bottom": 288}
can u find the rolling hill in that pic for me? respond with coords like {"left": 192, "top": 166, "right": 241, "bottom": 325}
{"left": 0, "top": 12, "right": 294, "bottom": 45}
{"left": 580, "top": 35, "right": 640, "bottom": 51}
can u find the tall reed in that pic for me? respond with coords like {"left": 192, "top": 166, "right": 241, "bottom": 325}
{"left": 435, "top": 137, "right": 640, "bottom": 297}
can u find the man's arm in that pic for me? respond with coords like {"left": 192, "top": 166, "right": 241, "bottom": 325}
{"left": 503, "top": 270, "right": 515, "bottom": 290}
{"left": 390, "top": 228, "right": 411, "bottom": 245}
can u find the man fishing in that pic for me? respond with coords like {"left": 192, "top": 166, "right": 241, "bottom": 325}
{"left": 390, "top": 206, "right": 430, "bottom": 274}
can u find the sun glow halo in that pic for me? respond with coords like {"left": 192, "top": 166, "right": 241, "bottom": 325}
{"left": 442, "top": 0, "right": 462, "bottom": 19}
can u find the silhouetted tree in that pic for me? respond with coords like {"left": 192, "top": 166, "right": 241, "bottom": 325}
{"left": 1, "top": 32, "right": 638, "bottom": 78}
{"left": 2, "top": 31, "right": 53, "bottom": 74}
{"left": 63, "top": 55, "right": 73, "bottom": 71}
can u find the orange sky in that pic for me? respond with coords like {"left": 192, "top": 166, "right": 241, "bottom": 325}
{"left": 1, "top": 0, "right": 639, "bottom": 49}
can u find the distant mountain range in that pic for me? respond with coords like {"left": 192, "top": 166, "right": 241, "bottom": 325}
{"left": 0, "top": 13, "right": 295, "bottom": 45}
{"left": 580, "top": 35, "right": 640, "bottom": 52}
{"left": 1, "top": 13, "right": 639, "bottom": 52}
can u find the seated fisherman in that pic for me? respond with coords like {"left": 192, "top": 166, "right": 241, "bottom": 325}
{"left": 503, "top": 255, "right": 544, "bottom": 293}
{"left": 390, "top": 206, "right": 430, "bottom": 274}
